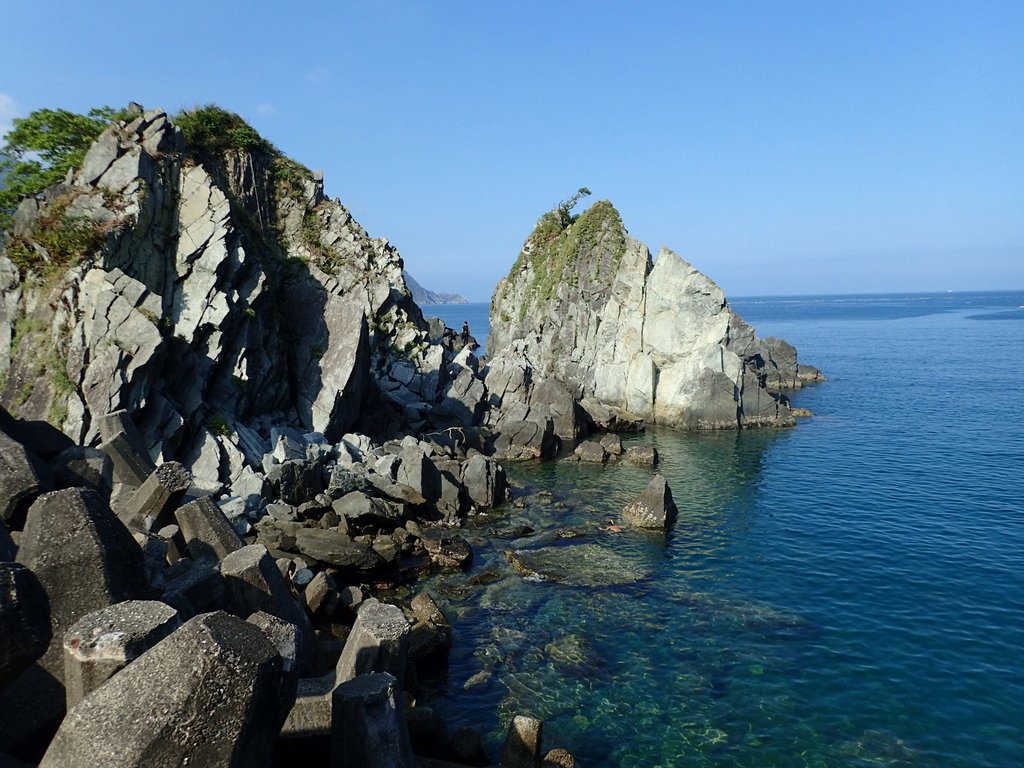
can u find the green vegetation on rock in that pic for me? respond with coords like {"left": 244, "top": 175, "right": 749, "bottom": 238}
{"left": 510, "top": 198, "right": 628, "bottom": 311}
{"left": 0, "top": 106, "right": 132, "bottom": 228}
{"left": 4, "top": 191, "right": 111, "bottom": 275}
{"left": 174, "top": 105, "right": 274, "bottom": 157}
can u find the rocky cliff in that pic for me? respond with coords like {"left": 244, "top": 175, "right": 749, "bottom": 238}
{"left": 402, "top": 270, "right": 467, "bottom": 305}
{"left": 0, "top": 106, "right": 480, "bottom": 489}
{"left": 486, "top": 200, "right": 822, "bottom": 437}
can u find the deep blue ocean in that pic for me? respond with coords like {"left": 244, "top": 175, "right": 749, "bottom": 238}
{"left": 416, "top": 291, "right": 1024, "bottom": 767}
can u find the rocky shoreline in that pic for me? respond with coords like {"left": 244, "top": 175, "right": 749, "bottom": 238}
{"left": 0, "top": 404, "right": 578, "bottom": 765}
{"left": 0, "top": 104, "right": 821, "bottom": 766}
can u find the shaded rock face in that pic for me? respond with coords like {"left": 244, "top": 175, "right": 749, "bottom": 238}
{"left": 488, "top": 200, "right": 822, "bottom": 432}
{"left": 40, "top": 611, "right": 285, "bottom": 768}
{"left": 0, "top": 107, "right": 469, "bottom": 484}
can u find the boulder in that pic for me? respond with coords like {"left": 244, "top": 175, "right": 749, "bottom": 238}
{"left": 267, "top": 460, "right": 325, "bottom": 506}
{"left": 394, "top": 445, "right": 442, "bottom": 504}
{"left": 529, "top": 378, "right": 584, "bottom": 443}
{"left": 302, "top": 571, "right": 339, "bottom": 619}
{"left": 621, "top": 474, "right": 678, "bottom": 529}
{"left": 295, "top": 528, "right": 386, "bottom": 573}
{"left": 421, "top": 533, "right": 472, "bottom": 569}
{"left": 543, "top": 748, "right": 576, "bottom": 767}
{"left": 572, "top": 440, "right": 607, "bottom": 463}
{"left": 491, "top": 419, "right": 556, "bottom": 461}
{"left": 408, "top": 592, "right": 452, "bottom": 662}
{"left": 326, "top": 465, "right": 371, "bottom": 499}
{"left": 40, "top": 612, "right": 286, "bottom": 768}
{"left": 174, "top": 496, "right": 245, "bottom": 562}
{"left": 332, "top": 491, "right": 404, "bottom": 530}
{"left": 431, "top": 367, "right": 487, "bottom": 428}
{"left": 461, "top": 454, "right": 509, "bottom": 509}
{"left": 579, "top": 398, "right": 643, "bottom": 433}
{"left": 624, "top": 444, "right": 659, "bottom": 466}
{"left": 505, "top": 543, "right": 648, "bottom": 587}
{"left": 599, "top": 433, "right": 623, "bottom": 456}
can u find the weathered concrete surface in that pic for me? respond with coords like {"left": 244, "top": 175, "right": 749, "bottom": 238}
{"left": 0, "top": 488, "right": 148, "bottom": 759}
{"left": 117, "top": 462, "right": 192, "bottom": 531}
{"left": 247, "top": 611, "right": 300, "bottom": 733}
{"left": 62, "top": 600, "right": 179, "bottom": 708}
{"left": 281, "top": 599, "right": 410, "bottom": 739}
{"left": 330, "top": 672, "right": 415, "bottom": 768}
{"left": 0, "top": 432, "right": 43, "bottom": 529}
{"left": 336, "top": 598, "right": 410, "bottom": 684}
{"left": 174, "top": 495, "right": 244, "bottom": 561}
{"left": 220, "top": 543, "right": 316, "bottom": 674}
{"left": 40, "top": 612, "right": 285, "bottom": 768}
{"left": 0, "top": 563, "right": 50, "bottom": 690}
{"left": 15, "top": 488, "right": 148, "bottom": 679}
{"left": 500, "top": 715, "right": 544, "bottom": 768}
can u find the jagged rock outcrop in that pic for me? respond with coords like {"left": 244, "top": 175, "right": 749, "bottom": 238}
{"left": 402, "top": 270, "right": 467, "bottom": 305}
{"left": 487, "top": 200, "right": 823, "bottom": 440}
{"left": 0, "top": 106, "right": 473, "bottom": 491}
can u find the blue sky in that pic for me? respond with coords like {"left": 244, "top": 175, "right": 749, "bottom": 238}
{"left": 2, "top": 1, "right": 1022, "bottom": 300}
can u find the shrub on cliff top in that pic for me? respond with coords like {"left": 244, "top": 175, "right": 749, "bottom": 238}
{"left": 0, "top": 106, "right": 130, "bottom": 228}
{"left": 511, "top": 198, "right": 627, "bottom": 309}
{"left": 174, "top": 105, "right": 274, "bottom": 158}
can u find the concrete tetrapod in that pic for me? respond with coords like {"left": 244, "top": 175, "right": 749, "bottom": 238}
{"left": 40, "top": 612, "right": 287, "bottom": 768}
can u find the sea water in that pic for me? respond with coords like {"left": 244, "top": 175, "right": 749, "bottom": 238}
{"left": 423, "top": 302, "right": 492, "bottom": 357}
{"left": 413, "top": 291, "right": 1024, "bottom": 767}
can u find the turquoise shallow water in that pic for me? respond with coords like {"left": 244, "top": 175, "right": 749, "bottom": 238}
{"left": 416, "top": 291, "right": 1024, "bottom": 767}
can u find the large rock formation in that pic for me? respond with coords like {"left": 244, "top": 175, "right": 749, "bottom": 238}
{"left": 487, "top": 200, "right": 822, "bottom": 441}
{"left": 0, "top": 106, "right": 471, "bottom": 491}
{"left": 402, "top": 270, "right": 467, "bottom": 305}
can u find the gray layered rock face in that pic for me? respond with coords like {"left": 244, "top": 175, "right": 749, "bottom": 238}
{"left": 0, "top": 107, "right": 473, "bottom": 487}
{"left": 40, "top": 611, "right": 286, "bottom": 768}
{"left": 488, "top": 200, "right": 822, "bottom": 433}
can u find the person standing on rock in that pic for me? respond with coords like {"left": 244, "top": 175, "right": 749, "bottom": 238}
{"left": 461, "top": 322, "right": 470, "bottom": 344}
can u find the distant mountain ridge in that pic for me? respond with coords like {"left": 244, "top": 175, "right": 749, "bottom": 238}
{"left": 403, "top": 270, "right": 467, "bottom": 304}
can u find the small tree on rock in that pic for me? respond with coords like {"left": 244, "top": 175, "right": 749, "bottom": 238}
{"left": 0, "top": 106, "right": 129, "bottom": 228}
{"left": 555, "top": 186, "right": 592, "bottom": 228}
